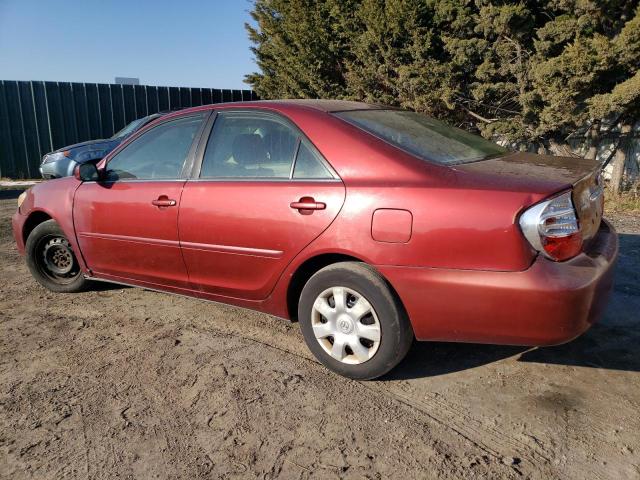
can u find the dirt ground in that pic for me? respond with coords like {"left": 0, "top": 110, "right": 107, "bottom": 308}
{"left": 0, "top": 192, "right": 638, "bottom": 480}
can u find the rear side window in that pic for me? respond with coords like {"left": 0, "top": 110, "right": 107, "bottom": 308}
{"left": 106, "top": 114, "right": 205, "bottom": 180}
{"left": 200, "top": 112, "right": 336, "bottom": 180}
{"left": 201, "top": 113, "right": 297, "bottom": 178}
{"left": 334, "top": 110, "right": 506, "bottom": 165}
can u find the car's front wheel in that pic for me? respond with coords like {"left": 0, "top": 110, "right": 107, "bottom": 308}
{"left": 25, "top": 219, "right": 88, "bottom": 293}
{"left": 298, "top": 262, "right": 413, "bottom": 380}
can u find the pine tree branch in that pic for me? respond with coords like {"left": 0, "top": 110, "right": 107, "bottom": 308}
{"left": 462, "top": 107, "right": 498, "bottom": 123}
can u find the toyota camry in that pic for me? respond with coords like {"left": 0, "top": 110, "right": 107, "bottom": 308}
{"left": 12, "top": 100, "right": 618, "bottom": 379}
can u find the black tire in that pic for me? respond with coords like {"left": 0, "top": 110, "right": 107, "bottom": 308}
{"left": 298, "top": 262, "right": 413, "bottom": 380}
{"left": 25, "top": 219, "right": 88, "bottom": 293}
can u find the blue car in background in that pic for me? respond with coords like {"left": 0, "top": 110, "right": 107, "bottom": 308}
{"left": 40, "top": 113, "right": 162, "bottom": 179}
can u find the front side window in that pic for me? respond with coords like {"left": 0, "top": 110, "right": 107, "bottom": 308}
{"left": 334, "top": 110, "right": 507, "bottom": 165}
{"left": 200, "top": 112, "right": 336, "bottom": 180}
{"left": 106, "top": 114, "right": 205, "bottom": 180}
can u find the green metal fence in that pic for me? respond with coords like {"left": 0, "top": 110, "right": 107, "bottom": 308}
{"left": 0, "top": 80, "right": 257, "bottom": 179}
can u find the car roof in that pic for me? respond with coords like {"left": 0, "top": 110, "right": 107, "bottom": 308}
{"left": 163, "top": 99, "right": 388, "bottom": 119}
{"left": 245, "top": 99, "right": 387, "bottom": 112}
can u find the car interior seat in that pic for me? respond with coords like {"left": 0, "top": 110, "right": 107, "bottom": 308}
{"left": 232, "top": 134, "right": 275, "bottom": 177}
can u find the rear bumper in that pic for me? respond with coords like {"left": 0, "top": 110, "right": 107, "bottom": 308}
{"left": 378, "top": 220, "right": 618, "bottom": 346}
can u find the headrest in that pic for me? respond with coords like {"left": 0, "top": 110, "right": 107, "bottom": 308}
{"left": 232, "top": 134, "right": 267, "bottom": 166}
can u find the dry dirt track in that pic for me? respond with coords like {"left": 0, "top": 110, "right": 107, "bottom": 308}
{"left": 0, "top": 193, "right": 639, "bottom": 479}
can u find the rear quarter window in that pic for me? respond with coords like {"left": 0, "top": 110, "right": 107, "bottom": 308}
{"left": 334, "top": 110, "right": 506, "bottom": 165}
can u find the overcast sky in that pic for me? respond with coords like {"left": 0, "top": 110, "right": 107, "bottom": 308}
{"left": 0, "top": 0, "right": 257, "bottom": 89}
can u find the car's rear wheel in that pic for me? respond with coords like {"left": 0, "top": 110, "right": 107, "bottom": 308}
{"left": 298, "top": 262, "right": 413, "bottom": 380}
{"left": 25, "top": 220, "right": 88, "bottom": 293}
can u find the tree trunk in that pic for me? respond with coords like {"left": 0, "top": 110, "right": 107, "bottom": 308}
{"left": 611, "top": 124, "right": 632, "bottom": 195}
{"left": 584, "top": 122, "right": 600, "bottom": 160}
{"left": 536, "top": 141, "right": 548, "bottom": 155}
{"left": 548, "top": 138, "right": 576, "bottom": 157}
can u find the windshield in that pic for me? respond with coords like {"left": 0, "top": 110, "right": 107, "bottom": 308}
{"left": 335, "top": 110, "right": 507, "bottom": 165}
{"left": 111, "top": 117, "right": 148, "bottom": 139}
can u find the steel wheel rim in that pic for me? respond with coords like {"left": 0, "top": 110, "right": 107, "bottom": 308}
{"left": 311, "top": 286, "right": 381, "bottom": 365}
{"left": 36, "top": 234, "right": 80, "bottom": 284}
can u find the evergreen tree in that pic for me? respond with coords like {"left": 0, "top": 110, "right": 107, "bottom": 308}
{"left": 246, "top": 0, "right": 640, "bottom": 185}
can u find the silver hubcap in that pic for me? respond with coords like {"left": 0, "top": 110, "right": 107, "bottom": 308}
{"left": 311, "top": 286, "right": 381, "bottom": 365}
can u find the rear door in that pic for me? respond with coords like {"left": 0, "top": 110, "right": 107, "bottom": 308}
{"left": 179, "top": 110, "right": 345, "bottom": 300}
{"left": 73, "top": 112, "right": 208, "bottom": 289}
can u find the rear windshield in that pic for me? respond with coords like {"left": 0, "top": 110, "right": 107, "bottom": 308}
{"left": 334, "top": 110, "right": 506, "bottom": 165}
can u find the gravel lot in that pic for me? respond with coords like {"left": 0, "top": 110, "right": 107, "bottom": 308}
{"left": 1, "top": 193, "right": 639, "bottom": 479}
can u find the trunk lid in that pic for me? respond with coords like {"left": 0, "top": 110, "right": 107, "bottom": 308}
{"left": 572, "top": 166, "right": 604, "bottom": 244}
{"left": 454, "top": 151, "right": 604, "bottom": 243}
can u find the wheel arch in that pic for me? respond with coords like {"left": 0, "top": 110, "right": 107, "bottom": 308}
{"left": 22, "top": 210, "right": 53, "bottom": 244}
{"left": 285, "top": 252, "right": 408, "bottom": 323}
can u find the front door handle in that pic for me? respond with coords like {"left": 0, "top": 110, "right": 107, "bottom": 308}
{"left": 152, "top": 195, "right": 177, "bottom": 207}
{"left": 290, "top": 196, "right": 326, "bottom": 214}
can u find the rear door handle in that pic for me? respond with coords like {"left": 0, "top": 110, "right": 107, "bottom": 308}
{"left": 290, "top": 197, "right": 326, "bottom": 213}
{"left": 152, "top": 195, "right": 176, "bottom": 207}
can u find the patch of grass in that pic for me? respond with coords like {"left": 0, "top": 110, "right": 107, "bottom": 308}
{"left": 0, "top": 179, "right": 42, "bottom": 191}
{"left": 605, "top": 183, "right": 640, "bottom": 214}
{"left": 0, "top": 185, "right": 33, "bottom": 191}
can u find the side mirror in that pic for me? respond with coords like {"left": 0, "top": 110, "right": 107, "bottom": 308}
{"left": 74, "top": 163, "right": 100, "bottom": 182}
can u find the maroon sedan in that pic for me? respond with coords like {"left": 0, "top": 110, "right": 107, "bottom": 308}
{"left": 12, "top": 100, "right": 618, "bottom": 379}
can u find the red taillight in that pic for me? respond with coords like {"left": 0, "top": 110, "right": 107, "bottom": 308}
{"left": 519, "top": 190, "right": 583, "bottom": 261}
{"left": 542, "top": 232, "right": 583, "bottom": 261}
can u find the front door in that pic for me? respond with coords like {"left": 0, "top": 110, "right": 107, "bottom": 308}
{"left": 179, "top": 111, "right": 345, "bottom": 300}
{"left": 74, "top": 112, "right": 207, "bottom": 290}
